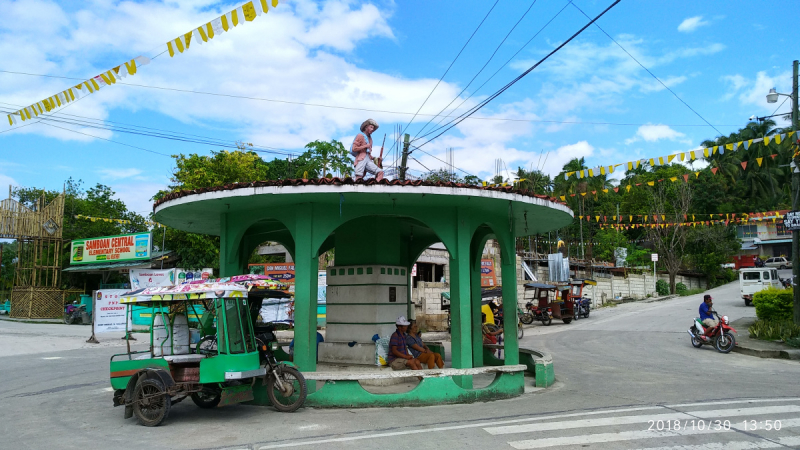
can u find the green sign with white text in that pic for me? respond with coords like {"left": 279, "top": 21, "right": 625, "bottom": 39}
{"left": 70, "top": 233, "right": 152, "bottom": 265}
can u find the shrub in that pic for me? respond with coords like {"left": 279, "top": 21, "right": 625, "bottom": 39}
{"left": 656, "top": 279, "right": 670, "bottom": 296}
{"left": 752, "top": 287, "right": 794, "bottom": 321}
{"left": 679, "top": 288, "right": 706, "bottom": 297}
{"left": 675, "top": 282, "right": 688, "bottom": 295}
{"left": 748, "top": 318, "right": 800, "bottom": 341}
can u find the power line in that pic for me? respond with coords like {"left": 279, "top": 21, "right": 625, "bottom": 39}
{"left": 398, "top": 0, "right": 500, "bottom": 140}
{"left": 0, "top": 70, "right": 741, "bottom": 128}
{"left": 413, "top": 0, "right": 539, "bottom": 140}
{"left": 413, "top": 0, "right": 575, "bottom": 143}
{"left": 414, "top": 0, "right": 623, "bottom": 149}
{"left": 37, "top": 122, "right": 171, "bottom": 157}
{"left": 570, "top": 2, "right": 724, "bottom": 137}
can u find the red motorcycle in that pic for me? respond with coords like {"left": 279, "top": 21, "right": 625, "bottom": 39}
{"left": 688, "top": 311, "right": 736, "bottom": 353}
{"left": 524, "top": 301, "right": 552, "bottom": 326}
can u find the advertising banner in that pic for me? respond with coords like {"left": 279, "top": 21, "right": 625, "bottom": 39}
{"left": 174, "top": 268, "right": 214, "bottom": 284}
{"left": 94, "top": 289, "right": 132, "bottom": 333}
{"left": 249, "top": 263, "right": 295, "bottom": 292}
{"left": 129, "top": 269, "right": 175, "bottom": 289}
{"left": 70, "top": 233, "right": 151, "bottom": 265}
{"left": 480, "top": 259, "right": 497, "bottom": 287}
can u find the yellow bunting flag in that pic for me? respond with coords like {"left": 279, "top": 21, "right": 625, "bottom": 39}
{"left": 647, "top": 181, "right": 655, "bottom": 186}
{"left": 560, "top": 196, "right": 566, "bottom": 201}
{"left": 649, "top": 158, "right": 656, "bottom": 166}
{"left": 756, "top": 157, "right": 763, "bottom": 167}
{"left": 166, "top": 0, "right": 279, "bottom": 58}
{"left": 703, "top": 148, "right": 709, "bottom": 158}
{"left": 695, "top": 172, "right": 700, "bottom": 178}
{"left": 670, "top": 177, "right": 677, "bottom": 182}
{"left": 626, "top": 185, "right": 632, "bottom": 192}
{"left": 7, "top": 57, "right": 149, "bottom": 126}
{"left": 764, "top": 136, "right": 770, "bottom": 146}
{"left": 581, "top": 192, "right": 587, "bottom": 196}
{"left": 668, "top": 154, "right": 676, "bottom": 163}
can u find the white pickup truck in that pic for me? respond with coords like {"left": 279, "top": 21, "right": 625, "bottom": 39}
{"left": 739, "top": 267, "right": 783, "bottom": 306}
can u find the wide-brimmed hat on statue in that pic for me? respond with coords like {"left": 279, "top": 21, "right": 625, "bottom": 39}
{"left": 396, "top": 315, "right": 410, "bottom": 326}
{"left": 360, "top": 118, "right": 379, "bottom": 133}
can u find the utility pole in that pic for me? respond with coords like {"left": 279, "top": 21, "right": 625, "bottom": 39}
{"left": 399, "top": 133, "right": 410, "bottom": 181}
{"left": 791, "top": 60, "right": 799, "bottom": 325}
{"left": 579, "top": 197, "right": 585, "bottom": 260}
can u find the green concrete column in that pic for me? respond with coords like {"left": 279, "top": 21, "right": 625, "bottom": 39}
{"left": 470, "top": 233, "right": 489, "bottom": 368}
{"left": 293, "top": 204, "right": 319, "bottom": 373}
{"left": 500, "top": 250, "right": 519, "bottom": 365}
{"left": 219, "top": 212, "right": 242, "bottom": 277}
{"left": 450, "top": 210, "right": 473, "bottom": 387}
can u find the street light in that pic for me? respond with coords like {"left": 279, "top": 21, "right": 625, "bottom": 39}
{"left": 764, "top": 61, "right": 799, "bottom": 324}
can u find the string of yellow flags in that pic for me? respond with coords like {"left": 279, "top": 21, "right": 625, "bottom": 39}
{"left": 562, "top": 131, "right": 798, "bottom": 180}
{"left": 74, "top": 214, "right": 164, "bottom": 228}
{"left": 6, "top": 0, "right": 280, "bottom": 127}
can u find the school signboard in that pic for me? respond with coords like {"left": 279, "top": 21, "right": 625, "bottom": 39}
{"left": 70, "top": 233, "right": 151, "bottom": 265}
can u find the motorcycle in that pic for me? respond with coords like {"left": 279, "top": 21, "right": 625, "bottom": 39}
{"left": 573, "top": 297, "right": 591, "bottom": 320}
{"left": 687, "top": 311, "right": 737, "bottom": 353}
{"left": 63, "top": 302, "right": 88, "bottom": 325}
{"left": 781, "top": 277, "right": 792, "bottom": 289}
{"left": 525, "top": 301, "right": 552, "bottom": 326}
{"left": 254, "top": 323, "right": 307, "bottom": 412}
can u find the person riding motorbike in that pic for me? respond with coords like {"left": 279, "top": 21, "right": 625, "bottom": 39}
{"left": 699, "top": 294, "right": 718, "bottom": 328}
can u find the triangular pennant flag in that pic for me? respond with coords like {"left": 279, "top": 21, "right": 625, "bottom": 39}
{"left": 725, "top": 143, "right": 733, "bottom": 151}
{"left": 560, "top": 196, "right": 566, "bottom": 201}
{"left": 647, "top": 181, "right": 655, "bottom": 186}
{"left": 683, "top": 174, "right": 689, "bottom": 182}
{"left": 626, "top": 185, "right": 632, "bottom": 192}
{"left": 741, "top": 161, "right": 747, "bottom": 170}
{"left": 670, "top": 177, "right": 677, "bottom": 182}
{"left": 712, "top": 146, "right": 718, "bottom": 154}
{"left": 764, "top": 136, "right": 771, "bottom": 146}
{"left": 629, "top": 216, "right": 633, "bottom": 222}
{"left": 770, "top": 154, "right": 777, "bottom": 159}
{"left": 690, "top": 151, "right": 696, "bottom": 160}
{"left": 756, "top": 157, "right": 763, "bottom": 167}
{"left": 613, "top": 187, "right": 619, "bottom": 193}
{"left": 591, "top": 191, "right": 597, "bottom": 195}
{"left": 711, "top": 167, "right": 718, "bottom": 175}
{"left": 661, "top": 215, "right": 666, "bottom": 221}
{"left": 695, "top": 172, "right": 700, "bottom": 178}
{"left": 579, "top": 216, "right": 584, "bottom": 220}
{"left": 595, "top": 216, "right": 600, "bottom": 222}
{"left": 668, "top": 154, "right": 676, "bottom": 163}
{"left": 603, "top": 189, "right": 609, "bottom": 193}
{"left": 745, "top": 140, "right": 752, "bottom": 149}
{"left": 581, "top": 192, "right": 587, "bottom": 196}
{"left": 627, "top": 161, "right": 634, "bottom": 171}
{"left": 649, "top": 158, "right": 656, "bottom": 166}
{"left": 703, "top": 148, "right": 709, "bottom": 157}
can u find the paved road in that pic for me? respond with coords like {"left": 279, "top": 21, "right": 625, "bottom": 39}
{"left": 1, "top": 279, "right": 797, "bottom": 450}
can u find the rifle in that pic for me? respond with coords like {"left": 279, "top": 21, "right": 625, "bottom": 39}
{"left": 375, "top": 134, "right": 386, "bottom": 169}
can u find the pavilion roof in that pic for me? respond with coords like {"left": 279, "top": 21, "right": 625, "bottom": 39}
{"left": 153, "top": 177, "right": 566, "bottom": 211}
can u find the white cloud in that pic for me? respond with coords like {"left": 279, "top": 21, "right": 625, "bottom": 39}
{"left": 721, "top": 70, "right": 794, "bottom": 119}
{"left": 97, "top": 168, "right": 143, "bottom": 179}
{"left": 111, "top": 181, "right": 169, "bottom": 216}
{"left": 678, "top": 16, "right": 709, "bottom": 33}
{"left": 625, "top": 124, "right": 691, "bottom": 145}
{"left": 0, "top": 174, "right": 19, "bottom": 191}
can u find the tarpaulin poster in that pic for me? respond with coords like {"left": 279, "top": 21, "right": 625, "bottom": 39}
{"left": 129, "top": 269, "right": 175, "bottom": 289}
{"left": 480, "top": 259, "right": 497, "bottom": 287}
{"left": 94, "top": 289, "right": 131, "bottom": 333}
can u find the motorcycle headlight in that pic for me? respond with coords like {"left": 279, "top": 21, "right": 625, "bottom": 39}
{"left": 722, "top": 315, "right": 729, "bottom": 325}
{"left": 270, "top": 341, "right": 279, "bottom": 351}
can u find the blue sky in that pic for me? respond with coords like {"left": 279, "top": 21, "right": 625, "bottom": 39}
{"left": 0, "top": 0, "right": 797, "bottom": 216}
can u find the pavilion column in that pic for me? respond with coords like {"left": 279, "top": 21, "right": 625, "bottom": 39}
{"left": 219, "top": 212, "right": 244, "bottom": 277}
{"left": 449, "top": 209, "right": 473, "bottom": 387}
{"left": 500, "top": 240, "right": 519, "bottom": 365}
{"left": 470, "top": 233, "right": 489, "bottom": 368}
{"left": 292, "top": 204, "right": 319, "bottom": 373}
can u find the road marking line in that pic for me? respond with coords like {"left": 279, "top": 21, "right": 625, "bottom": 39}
{"left": 633, "top": 440, "right": 782, "bottom": 450}
{"left": 255, "top": 406, "right": 663, "bottom": 449}
{"left": 667, "top": 398, "right": 800, "bottom": 408}
{"left": 507, "top": 418, "right": 800, "bottom": 449}
{"left": 486, "top": 405, "right": 800, "bottom": 435}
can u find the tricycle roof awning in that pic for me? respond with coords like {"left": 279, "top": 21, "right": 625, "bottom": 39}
{"left": 120, "top": 282, "right": 248, "bottom": 304}
{"left": 524, "top": 283, "right": 558, "bottom": 290}
{"left": 184, "top": 274, "right": 289, "bottom": 291}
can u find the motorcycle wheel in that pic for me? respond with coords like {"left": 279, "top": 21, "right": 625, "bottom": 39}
{"left": 562, "top": 318, "right": 573, "bottom": 324}
{"left": 517, "top": 323, "right": 524, "bottom": 339}
{"left": 267, "top": 366, "right": 307, "bottom": 413}
{"left": 690, "top": 336, "right": 703, "bottom": 348}
{"left": 63, "top": 312, "right": 70, "bottom": 324}
{"left": 541, "top": 317, "right": 552, "bottom": 326}
{"left": 191, "top": 387, "right": 221, "bottom": 409}
{"left": 583, "top": 308, "right": 590, "bottom": 318}
{"left": 520, "top": 313, "right": 534, "bottom": 325}
{"left": 744, "top": 299, "right": 752, "bottom": 306}
{"left": 715, "top": 332, "right": 736, "bottom": 353}
{"left": 573, "top": 308, "right": 580, "bottom": 320}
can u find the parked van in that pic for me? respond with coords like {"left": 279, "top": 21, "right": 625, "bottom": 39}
{"left": 739, "top": 267, "right": 783, "bottom": 306}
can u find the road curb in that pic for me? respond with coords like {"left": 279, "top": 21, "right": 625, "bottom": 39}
{"left": 733, "top": 345, "right": 800, "bottom": 360}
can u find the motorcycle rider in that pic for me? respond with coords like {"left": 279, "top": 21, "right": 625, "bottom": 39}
{"left": 699, "top": 294, "right": 718, "bottom": 328}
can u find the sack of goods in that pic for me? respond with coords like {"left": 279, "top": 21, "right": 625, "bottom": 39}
{"left": 374, "top": 337, "right": 390, "bottom": 366}
{"left": 693, "top": 318, "right": 705, "bottom": 335}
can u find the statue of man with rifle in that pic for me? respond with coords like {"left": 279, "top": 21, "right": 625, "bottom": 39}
{"left": 351, "top": 118, "right": 385, "bottom": 181}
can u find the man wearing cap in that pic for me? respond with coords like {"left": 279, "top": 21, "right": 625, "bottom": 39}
{"left": 351, "top": 119, "right": 385, "bottom": 181}
{"left": 387, "top": 315, "right": 421, "bottom": 370}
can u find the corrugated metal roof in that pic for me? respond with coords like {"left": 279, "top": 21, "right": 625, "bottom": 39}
{"left": 63, "top": 250, "right": 174, "bottom": 272}
{"left": 153, "top": 177, "right": 565, "bottom": 211}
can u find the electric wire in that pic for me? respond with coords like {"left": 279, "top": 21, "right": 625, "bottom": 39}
{"left": 413, "top": 0, "right": 622, "bottom": 150}
{"left": 412, "top": 0, "right": 575, "bottom": 143}
{"left": 397, "top": 0, "right": 500, "bottom": 137}
{"left": 570, "top": 2, "right": 724, "bottom": 136}
{"left": 412, "top": 0, "right": 539, "bottom": 141}
{"left": 37, "top": 122, "right": 171, "bottom": 157}
{"left": 0, "top": 70, "right": 740, "bottom": 127}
